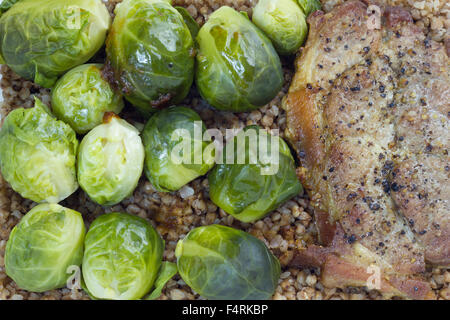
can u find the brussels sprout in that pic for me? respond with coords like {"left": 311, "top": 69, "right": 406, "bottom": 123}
{"left": 52, "top": 64, "right": 124, "bottom": 134}
{"left": 82, "top": 212, "right": 164, "bottom": 300}
{"left": 0, "top": 0, "right": 110, "bottom": 88}
{"left": 195, "top": 6, "right": 283, "bottom": 112}
{"left": 142, "top": 106, "right": 215, "bottom": 192}
{"left": 297, "top": 0, "right": 321, "bottom": 16}
{"left": 253, "top": 0, "right": 308, "bottom": 55}
{"left": 208, "top": 126, "right": 302, "bottom": 223}
{"left": 5, "top": 204, "right": 85, "bottom": 292}
{"left": 0, "top": 99, "right": 79, "bottom": 203}
{"left": 175, "top": 6, "right": 200, "bottom": 39}
{"left": 82, "top": 261, "right": 176, "bottom": 301}
{"left": 77, "top": 114, "right": 144, "bottom": 206}
{"left": 175, "top": 225, "right": 281, "bottom": 300}
{"left": 106, "top": 0, "right": 195, "bottom": 115}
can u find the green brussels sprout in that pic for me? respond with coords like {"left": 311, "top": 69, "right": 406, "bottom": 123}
{"left": 0, "top": 0, "right": 20, "bottom": 13}
{"left": 0, "top": 99, "right": 79, "bottom": 203}
{"left": 253, "top": 0, "right": 308, "bottom": 55}
{"left": 175, "top": 224, "right": 281, "bottom": 300}
{"left": 208, "top": 126, "right": 302, "bottom": 223}
{"left": 142, "top": 106, "right": 215, "bottom": 192}
{"left": 77, "top": 114, "right": 144, "bottom": 206}
{"left": 0, "top": 0, "right": 111, "bottom": 88}
{"left": 175, "top": 6, "right": 200, "bottom": 39}
{"left": 297, "top": 0, "right": 322, "bottom": 16}
{"left": 106, "top": 0, "right": 195, "bottom": 115}
{"left": 195, "top": 6, "right": 283, "bottom": 112}
{"left": 82, "top": 212, "right": 164, "bottom": 300}
{"left": 5, "top": 203, "right": 85, "bottom": 292}
{"left": 51, "top": 64, "right": 124, "bottom": 134}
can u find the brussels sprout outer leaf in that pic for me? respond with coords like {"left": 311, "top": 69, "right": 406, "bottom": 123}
{"left": 0, "top": 0, "right": 111, "bottom": 88}
{"left": 195, "top": 6, "right": 283, "bottom": 112}
{"left": 208, "top": 126, "right": 302, "bottom": 223}
{"left": 4, "top": 204, "right": 85, "bottom": 292}
{"left": 297, "top": 0, "right": 321, "bottom": 16}
{"left": 77, "top": 116, "right": 144, "bottom": 206}
{"left": 52, "top": 64, "right": 124, "bottom": 134}
{"left": 0, "top": 0, "right": 21, "bottom": 12}
{"left": 0, "top": 98, "right": 79, "bottom": 203}
{"left": 82, "top": 213, "right": 164, "bottom": 300}
{"left": 106, "top": 0, "right": 194, "bottom": 115}
{"left": 145, "top": 261, "right": 178, "bottom": 300}
{"left": 175, "top": 6, "right": 200, "bottom": 39}
{"left": 175, "top": 225, "right": 281, "bottom": 300}
{"left": 253, "top": 0, "right": 308, "bottom": 55}
{"left": 142, "top": 106, "right": 215, "bottom": 192}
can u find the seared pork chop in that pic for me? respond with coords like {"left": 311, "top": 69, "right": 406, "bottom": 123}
{"left": 283, "top": 1, "right": 449, "bottom": 299}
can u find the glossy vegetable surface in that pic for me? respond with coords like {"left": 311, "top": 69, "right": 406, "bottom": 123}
{"left": 253, "top": 0, "right": 308, "bottom": 55}
{"left": 0, "top": 99, "right": 79, "bottom": 203}
{"left": 195, "top": 6, "right": 283, "bottom": 112}
{"left": 0, "top": 0, "right": 110, "bottom": 88}
{"left": 142, "top": 106, "right": 215, "bottom": 192}
{"left": 82, "top": 212, "right": 164, "bottom": 300}
{"left": 77, "top": 114, "right": 144, "bottom": 206}
{"left": 208, "top": 126, "right": 302, "bottom": 223}
{"left": 145, "top": 261, "right": 178, "bottom": 300}
{"left": 52, "top": 64, "right": 124, "bottom": 134}
{"left": 175, "top": 224, "right": 281, "bottom": 300}
{"left": 5, "top": 204, "right": 85, "bottom": 292}
{"left": 106, "top": 0, "right": 195, "bottom": 115}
